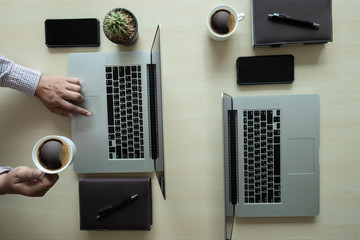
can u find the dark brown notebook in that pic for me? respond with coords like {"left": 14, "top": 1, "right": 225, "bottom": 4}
{"left": 251, "top": 0, "right": 333, "bottom": 47}
{"left": 79, "top": 177, "right": 152, "bottom": 230}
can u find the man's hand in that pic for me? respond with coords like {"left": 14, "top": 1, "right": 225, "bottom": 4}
{"left": 35, "top": 76, "right": 91, "bottom": 117}
{"left": 0, "top": 167, "right": 59, "bottom": 197}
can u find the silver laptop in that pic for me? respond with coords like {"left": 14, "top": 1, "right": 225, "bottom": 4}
{"left": 222, "top": 93, "right": 319, "bottom": 238}
{"left": 68, "top": 24, "right": 165, "bottom": 199}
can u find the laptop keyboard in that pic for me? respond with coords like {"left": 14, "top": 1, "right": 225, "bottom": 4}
{"left": 243, "top": 109, "right": 281, "bottom": 204}
{"left": 105, "top": 65, "right": 144, "bottom": 159}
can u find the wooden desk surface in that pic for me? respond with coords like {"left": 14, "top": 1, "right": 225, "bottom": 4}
{"left": 1, "top": 0, "right": 359, "bottom": 239}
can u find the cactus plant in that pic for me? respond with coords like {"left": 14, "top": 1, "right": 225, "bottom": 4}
{"left": 103, "top": 8, "right": 138, "bottom": 45}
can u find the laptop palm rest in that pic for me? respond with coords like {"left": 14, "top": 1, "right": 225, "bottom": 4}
{"left": 76, "top": 96, "right": 101, "bottom": 132}
{"left": 287, "top": 138, "right": 315, "bottom": 174}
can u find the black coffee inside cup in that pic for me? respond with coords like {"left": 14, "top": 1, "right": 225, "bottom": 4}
{"left": 210, "top": 9, "right": 233, "bottom": 34}
{"left": 38, "top": 140, "right": 63, "bottom": 170}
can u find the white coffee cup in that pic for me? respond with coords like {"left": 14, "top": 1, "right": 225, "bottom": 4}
{"left": 32, "top": 135, "right": 76, "bottom": 175}
{"left": 207, "top": 5, "right": 245, "bottom": 41}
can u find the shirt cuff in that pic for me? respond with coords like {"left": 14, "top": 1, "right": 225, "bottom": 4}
{"left": 0, "top": 167, "right": 13, "bottom": 174}
{"left": 0, "top": 55, "right": 41, "bottom": 96}
{"left": 8, "top": 63, "right": 41, "bottom": 96}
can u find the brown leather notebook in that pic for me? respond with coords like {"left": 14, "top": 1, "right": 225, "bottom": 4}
{"left": 79, "top": 177, "right": 152, "bottom": 230}
{"left": 251, "top": 0, "right": 333, "bottom": 47}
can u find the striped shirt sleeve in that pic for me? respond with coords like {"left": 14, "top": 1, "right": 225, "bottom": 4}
{"left": 0, "top": 54, "right": 41, "bottom": 96}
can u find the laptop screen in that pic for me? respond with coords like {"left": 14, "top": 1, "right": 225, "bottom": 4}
{"left": 150, "top": 25, "right": 166, "bottom": 199}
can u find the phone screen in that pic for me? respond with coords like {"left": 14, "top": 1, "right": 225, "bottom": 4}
{"left": 236, "top": 55, "right": 294, "bottom": 85}
{"left": 45, "top": 18, "right": 100, "bottom": 47}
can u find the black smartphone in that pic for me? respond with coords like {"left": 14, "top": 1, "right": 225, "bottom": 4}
{"left": 236, "top": 54, "right": 294, "bottom": 85}
{"left": 45, "top": 18, "right": 100, "bottom": 47}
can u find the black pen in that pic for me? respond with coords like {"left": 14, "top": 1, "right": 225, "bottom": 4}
{"left": 268, "top": 13, "right": 320, "bottom": 29}
{"left": 96, "top": 194, "right": 138, "bottom": 220}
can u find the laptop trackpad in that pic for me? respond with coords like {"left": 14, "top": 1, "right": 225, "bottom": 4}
{"left": 287, "top": 138, "right": 315, "bottom": 174}
{"left": 76, "top": 96, "right": 101, "bottom": 132}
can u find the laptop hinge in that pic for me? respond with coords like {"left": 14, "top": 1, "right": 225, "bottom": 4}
{"left": 147, "top": 64, "right": 159, "bottom": 160}
{"left": 228, "top": 110, "right": 239, "bottom": 205}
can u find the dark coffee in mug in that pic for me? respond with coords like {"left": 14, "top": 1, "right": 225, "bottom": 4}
{"left": 210, "top": 9, "right": 236, "bottom": 35}
{"left": 37, "top": 138, "right": 70, "bottom": 170}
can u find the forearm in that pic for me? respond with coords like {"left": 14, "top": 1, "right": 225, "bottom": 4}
{"left": 0, "top": 54, "right": 41, "bottom": 95}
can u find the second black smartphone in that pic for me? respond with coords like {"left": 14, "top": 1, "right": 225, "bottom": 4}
{"left": 236, "top": 54, "right": 294, "bottom": 85}
{"left": 45, "top": 18, "right": 100, "bottom": 47}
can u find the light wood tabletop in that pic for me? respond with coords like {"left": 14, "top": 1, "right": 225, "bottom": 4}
{"left": 0, "top": 0, "right": 359, "bottom": 239}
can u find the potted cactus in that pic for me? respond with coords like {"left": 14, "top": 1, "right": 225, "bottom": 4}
{"left": 103, "top": 8, "right": 139, "bottom": 45}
